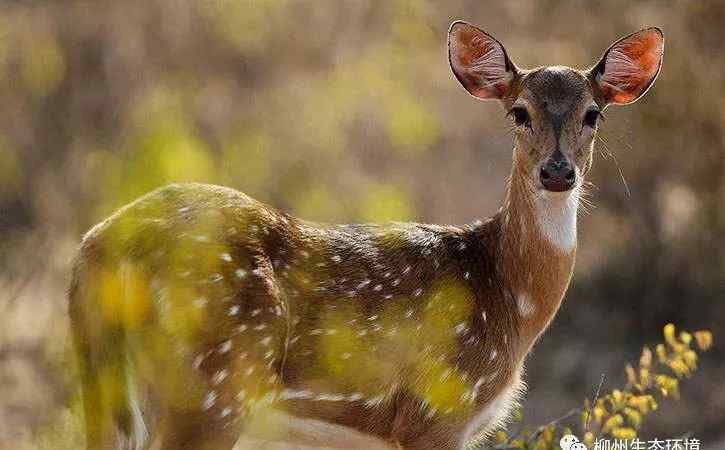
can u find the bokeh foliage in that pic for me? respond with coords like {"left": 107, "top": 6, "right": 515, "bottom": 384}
{"left": 476, "top": 325, "right": 714, "bottom": 450}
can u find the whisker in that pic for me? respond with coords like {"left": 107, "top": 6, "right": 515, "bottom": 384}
{"left": 576, "top": 181, "right": 597, "bottom": 216}
{"left": 614, "top": 159, "right": 631, "bottom": 197}
{"left": 597, "top": 131, "right": 630, "bottom": 197}
{"left": 597, "top": 135, "right": 613, "bottom": 160}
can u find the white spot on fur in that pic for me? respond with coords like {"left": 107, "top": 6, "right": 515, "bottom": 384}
{"left": 202, "top": 391, "right": 217, "bottom": 410}
{"left": 212, "top": 369, "right": 228, "bottom": 385}
{"left": 209, "top": 273, "right": 223, "bottom": 283}
{"left": 219, "top": 340, "right": 232, "bottom": 354}
{"left": 192, "top": 353, "right": 208, "bottom": 370}
{"left": 517, "top": 293, "right": 536, "bottom": 317}
{"left": 280, "top": 389, "right": 313, "bottom": 400}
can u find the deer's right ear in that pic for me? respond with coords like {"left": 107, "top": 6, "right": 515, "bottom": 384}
{"left": 448, "top": 21, "right": 518, "bottom": 101}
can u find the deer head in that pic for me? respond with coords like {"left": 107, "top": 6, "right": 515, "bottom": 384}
{"left": 448, "top": 22, "right": 664, "bottom": 195}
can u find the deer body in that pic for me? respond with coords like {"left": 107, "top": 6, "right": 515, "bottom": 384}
{"left": 69, "top": 22, "right": 663, "bottom": 450}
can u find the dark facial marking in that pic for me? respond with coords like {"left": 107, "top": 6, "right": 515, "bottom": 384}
{"left": 521, "top": 68, "right": 589, "bottom": 151}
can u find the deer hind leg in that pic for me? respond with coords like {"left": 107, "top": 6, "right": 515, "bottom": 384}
{"left": 70, "top": 257, "right": 143, "bottom": 450}
{"left": 148, "top": 253, "right": 289, "bottom": 450}
{"left": 235, "top": 409, "right": 399, "bottom": 450}
{"left": 148, "top": 408, "right": 240, "bottom": 450}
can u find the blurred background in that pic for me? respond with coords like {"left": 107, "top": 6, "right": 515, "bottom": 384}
{"left": 0, "top": 1, "right": 723, "bottom": 448}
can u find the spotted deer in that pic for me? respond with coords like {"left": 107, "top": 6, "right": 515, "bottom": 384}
{"left": 69, "top": 22, "right": 664, "bottom": 450}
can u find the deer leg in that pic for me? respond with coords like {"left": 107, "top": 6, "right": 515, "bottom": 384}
{"left": 149, "top": 408, "right": 240, "bottom": 450}
{"left": 235, "top": 409, "right": 398, "bottom": 450}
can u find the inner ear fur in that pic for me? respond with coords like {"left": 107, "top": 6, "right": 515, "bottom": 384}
{"left": 448, "top": 21, "right": 519, "bottom": 101}
{"left": 589, "top": 27, "right": 664, "bottom": 106}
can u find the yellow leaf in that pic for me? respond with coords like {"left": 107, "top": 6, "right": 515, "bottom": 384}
{"left": 639, "top": 347, "right": 652, "bottom": 369}
{"left": 623, "top": 407, "right": 642, "bottom": 428}
{"left": 495, "top": 431, "right": 508, "bottom": 444}
{"left": 664, "top": 323, "right": 676, "bottom": 341}
{"left": 612, "top": 389, "right": 625, "bottom": 408}
{"left": 664, "top": 324, "right": 684, "bottom": 352}
{"left": 694, "top": 331, "right": 713, "bottom": 351}
{"left": 639, "top": 367, "right": 650, "bottom": 388}
{"left": 655, "top": 344, "right": 667, "bottom": 363}
{"left": 627, "top": 395, "right": 656, "bottom": 414}
{"left": 682, "top": 350, "right": 698, "bottom": 370}
{"left": 602, "top": 414, "right": 623, "bottom": 433}
{"left": 612, "top": 427, "right": 637, "bottom": 440}
{"left": 593, "top": 406, "right": 606, "bottom": 423}
{"left": 679, "top": 332, "right": 692, "bottom": 346}
{"left": 668, "top": 359, "right": 690, "bottom": 378}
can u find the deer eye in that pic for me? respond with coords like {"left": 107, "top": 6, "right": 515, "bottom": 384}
{"left": 508, "top": 106, "right": 531, "bottom": 128}
{"left": 583, "top": 109, "right": 601, "bottom": 128}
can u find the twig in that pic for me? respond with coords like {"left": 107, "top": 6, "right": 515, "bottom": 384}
{"left": 585, "top": 374, "right": 606, "bottom": 431}
{"left": 525, "top": 407, "right": 582, "bottom": 443}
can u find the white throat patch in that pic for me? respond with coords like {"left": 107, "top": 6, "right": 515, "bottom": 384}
{"left": 534, "top": 189, "right": 579, "bottom": 252}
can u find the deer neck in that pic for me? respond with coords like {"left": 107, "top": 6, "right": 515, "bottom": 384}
{"left": 496, "top": 156, "right": 578, "bottom": 354}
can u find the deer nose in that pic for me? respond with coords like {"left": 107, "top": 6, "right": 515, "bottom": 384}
{"left": 539, "top": 154, "right": 576, "bottom": 192}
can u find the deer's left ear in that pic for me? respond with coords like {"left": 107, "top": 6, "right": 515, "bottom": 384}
{"left": 589, "top": 27, "right": 664, "bottom": 106}
{"left": 448, "top": 21, "right": 518, "bottom": 101}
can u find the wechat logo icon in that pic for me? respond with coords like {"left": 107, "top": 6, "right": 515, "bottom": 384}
{"left": 560, "top": 434, "right": 587, "bottom": 450}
